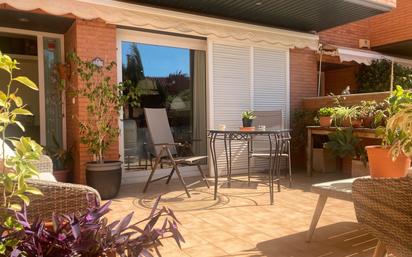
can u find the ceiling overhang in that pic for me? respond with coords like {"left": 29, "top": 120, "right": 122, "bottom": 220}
{"left": 119, "top": 0, "right": 395, "bottom": 33}
{"left": 373, "top": 40, "right": 412, "bottom": 58}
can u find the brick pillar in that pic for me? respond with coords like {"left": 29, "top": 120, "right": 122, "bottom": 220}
{"left": 289, "top": 48, "right": 318, "bottom": 170}
{"left": 289, "top": 48, "right": 318, "bottom": 113}
{"left": 64, "top": 19, "right": 118, "bottom": 184}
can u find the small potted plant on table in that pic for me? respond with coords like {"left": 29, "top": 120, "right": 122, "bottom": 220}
{"left": 318, "top": 107, "right": 334, "bottom": 127}
{"left": 69, "top": 53, "right": 127, "bottom": 199}
{"left": 366, "top": 86, "right": 412, "bottom": 178}
{"left": 241, "top": 110, "right": 256, "bottom": 131}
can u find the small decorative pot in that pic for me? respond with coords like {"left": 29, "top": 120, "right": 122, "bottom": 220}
{"left": 53, "top": 168, "right": 70, "bottom": 183}
{"left": 242, "top": 118, "right": 253, "bottom": 127}
{"left": 366, "top": 146, "right": 410, "bottom": 178}
{"left": 351, "top": 119, "right": 363, "bottom": 128}
{"left": 319, "top": 116, "right": 332, "bottom": 127}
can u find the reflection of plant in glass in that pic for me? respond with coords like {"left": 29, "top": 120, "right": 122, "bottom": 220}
{"left": 68, "top": 53, "right": 127, "bottom": 163}
{"left": 0, "top": 52, "right": 43, "bottom": 254}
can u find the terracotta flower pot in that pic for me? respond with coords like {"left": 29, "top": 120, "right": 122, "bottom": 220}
{"left": 351, "top": 119, "right": 363, "bottom": 128}
{"left": 53, "top": 169, "right": 70, "bottom": 183}
{"left": 363, "top": 117, "right": 373, "bottom": 128}
{"left": 319, "top": 116, "right": 332, "bottom": 127}
{"left": 365, "top": 146, "right": 410, "bottom": 178}
{"left": 342, "top": 118, "right": 362, "bottom": 128}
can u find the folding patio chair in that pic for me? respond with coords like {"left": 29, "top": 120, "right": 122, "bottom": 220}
{"left": 142, "top": 108, "right": 209, "bottom": 197}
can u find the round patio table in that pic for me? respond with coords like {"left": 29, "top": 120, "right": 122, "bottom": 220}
{"left": 207, "top": 128, "right": 292, "bottom": 204}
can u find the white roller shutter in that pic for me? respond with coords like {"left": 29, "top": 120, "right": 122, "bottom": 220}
{"left": 210, "top": 42, "right": 289, "bottom": 176}
{"left": 253, "top": 47, "right": 289, "bottom": 170}
{"left": 212, "top": 43, "right": 251, "bottom": 175}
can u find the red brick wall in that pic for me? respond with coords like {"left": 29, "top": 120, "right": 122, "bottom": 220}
{"left": 324, "top": 66, "right": 360, "bottom": 95}
{"left": 369, "top": 0, "right": 412, "bottom": 47}
{"left": 319, "top": 19, "right": 370, "bottom": 48}
{"left": 64, "top": 19, "right": 118, "bottom": 184}
{"left": 289, "top": 48, "right": 318, "bottom": 113}
{"left": 319, "top": 0, "right": 411, "bottom": 49}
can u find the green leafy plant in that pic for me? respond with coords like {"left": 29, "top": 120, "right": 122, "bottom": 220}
{"left": 68, "top": 53, "right": 127, "bottom": 163}
{"left": 385, "top": 103, "right": 412, "bottom": 159}
{"left": 324, "top": 128, "right": 365, "bottom": 162}
{"left": 0, "top": 52, "right": 43, "bottom": 253}
{"left": 318, "top": 107, "right": 334, "bottom": 117}
{"left": 373, "top": 86, "right": 412, "bottom": 159}
{"left": 241, "top": 110, "right": 256, "bottom": 120}
{"left": 290, "top": 109, "right": 317, "bottom": 155}
{"left": 357, "top": 59, "right": 412, "bottom": 93}
{"left": 46, "top": 135, "right": 73, "bottom": 170}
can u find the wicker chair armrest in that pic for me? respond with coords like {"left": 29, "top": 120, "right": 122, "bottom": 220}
{"left": 23, "top": 179, "right": 101, "bottom": 221}
{"left": 352, "top": 177, "right": 412, "bottom": 257}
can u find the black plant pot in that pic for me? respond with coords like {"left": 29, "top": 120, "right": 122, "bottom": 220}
{"left": 242, "top": 118, "right": 253, "bottom": 127}
{"left": 86, "top": 161, "right": 122, "bottom": 200}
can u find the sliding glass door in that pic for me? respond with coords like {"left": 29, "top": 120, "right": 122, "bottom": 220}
{"left": 119, "top": 32, "right": 207, "bottom": 172}
{"left": 0, "top": 29, "right": 64, "bottom": 150}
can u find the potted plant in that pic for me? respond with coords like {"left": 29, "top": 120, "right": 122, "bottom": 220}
{"left": 324, "top": 128, "right": 365, "bottom": 177}
{"left": 68, "top": 53, "right": 127, "bottom": 199}
{"left": 46, "top": 136, "right": 73, "bottom": 182}
{"left": 318, "top": 107, "right": 334, "bottom": 127}
{"left": 343, "top": 105, "right": 363, "bottom": 128}
{"left": 6, "top": 197, "right": 183, "bottom": 256}
{"left": 366, "top": 86, "right": 412, "bottom": 178}
{"left": 241, "top": 110, "right": 256, "bottom": 128}
{"left": 359, "top": 100, "right": 377, "bottom": 128}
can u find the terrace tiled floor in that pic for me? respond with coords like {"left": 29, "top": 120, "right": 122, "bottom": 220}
{"left": 108, "top": 171, "right": 379, "bottom": 257}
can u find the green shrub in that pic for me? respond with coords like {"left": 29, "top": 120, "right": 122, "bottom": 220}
{"left": 318, "top": 107, "right": 334, "bottom": 117}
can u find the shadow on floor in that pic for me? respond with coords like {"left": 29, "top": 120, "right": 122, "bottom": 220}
{"left": 238, "top": 222, "right": 376, "bottom": 257}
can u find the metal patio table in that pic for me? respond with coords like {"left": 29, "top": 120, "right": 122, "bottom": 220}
{"left": 208, "top": 128, "right": 292, "bottom": 204}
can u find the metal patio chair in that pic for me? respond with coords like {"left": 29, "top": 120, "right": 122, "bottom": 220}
{"left": 142, "top": 108, "right": 209, "bottom": 197}
{"left": 247, "top": 110, "right": 293, "bottom": 188}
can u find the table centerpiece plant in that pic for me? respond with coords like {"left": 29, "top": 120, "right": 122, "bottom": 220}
{"left": 241, "top": 110, "right": 256, "bottom": 128}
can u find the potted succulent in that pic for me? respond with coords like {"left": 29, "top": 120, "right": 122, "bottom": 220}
{"left": 241, "top": 110, "right": 256, "bottom": 128}
{"left": 318, "top": 107, "right": 334, "bottom": 127}
{"left": 366, "top": 86, "right": 412, "bottom": 178}
{"left": 68, "top": 53, "right": 127, "bottom": 199}
{"left": 46, "top": 136, "right": 73, "bottom": 182}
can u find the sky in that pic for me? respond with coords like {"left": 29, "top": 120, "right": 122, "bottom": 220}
{"left": 122, "top": 42, "right": 190, "bottom": 77}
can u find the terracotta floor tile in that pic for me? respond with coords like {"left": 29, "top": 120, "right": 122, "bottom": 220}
{"left": 107, "top": 172, "right": 377, "bottom": 257}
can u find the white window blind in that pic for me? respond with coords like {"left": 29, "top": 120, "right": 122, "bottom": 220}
{"left": 210, "top": 42, "right": 289, "bottom": 175}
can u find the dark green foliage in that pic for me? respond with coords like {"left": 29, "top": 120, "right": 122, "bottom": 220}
{"left": 357, "top": 59, "right": 412, "bottom": 93}
{"left": 290, "top": 109, "right": 317, "bottom": 154}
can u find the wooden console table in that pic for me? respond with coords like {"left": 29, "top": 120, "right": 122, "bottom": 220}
{"left": 306, "top": 126, "right": 379, "bottom": 176}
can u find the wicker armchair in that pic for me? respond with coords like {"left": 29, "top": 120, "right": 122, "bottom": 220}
{"left": 0, "top": 179, "right": 101, "bottom": 221}
{"left": 352, "top": 177, "right": 412, "bottom": 257}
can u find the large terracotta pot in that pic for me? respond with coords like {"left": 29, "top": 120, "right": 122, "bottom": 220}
{"left": 319, "top": 116, "right": 332, "bottom": 127}
{"left": 365, "top": 146, "right": 410, "bottom": 178}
